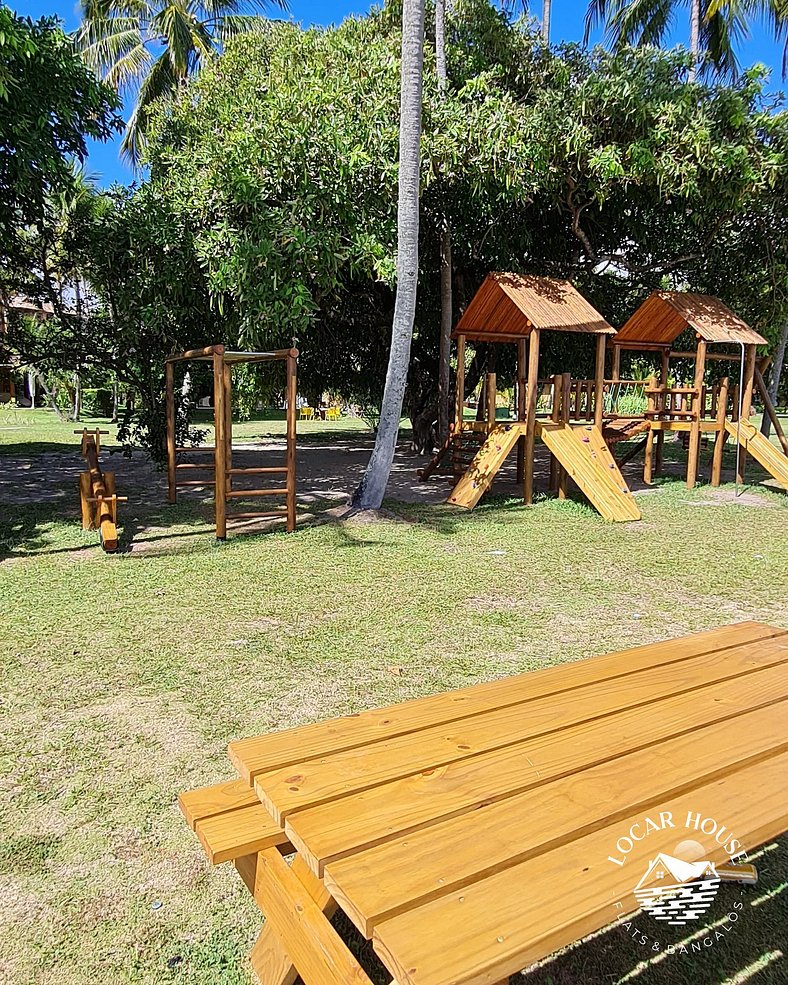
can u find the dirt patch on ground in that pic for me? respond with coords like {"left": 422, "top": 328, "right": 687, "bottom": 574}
{"left": 692, "top": 487, "right": 778, "bottom": 508}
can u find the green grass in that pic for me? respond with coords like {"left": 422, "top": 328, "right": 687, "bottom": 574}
{"left": 0, "top": 409, "right": 787, "bottom": 985}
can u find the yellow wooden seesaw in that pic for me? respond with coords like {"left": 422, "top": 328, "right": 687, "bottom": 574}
{"left": 76, "top": 428, "right": 126, "bottom": 552}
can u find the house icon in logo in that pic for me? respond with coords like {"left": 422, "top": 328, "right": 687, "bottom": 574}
{"left": 633, "top": 852, "right": 720, "bottom": 926}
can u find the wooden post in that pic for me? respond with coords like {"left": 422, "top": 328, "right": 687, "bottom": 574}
{"left": 643, "top": 376, "right": 656, "bottom": 485}
{"left": 213, "top": 348, "right": 227, "bottom": 540}
{"left": 655, "top": 349, "right": 669, "bottom": 476}
{"left": 485, "top": 372, "right": 497, "bottom": 430}
{"left": 454, "top": 335, "right": 466, "bottom": 481}
{"left": 686, "top": 338, "right": 706, "bottom": 489}
{"left": 223, "top": 362, "right": 233, "bottom": 497}
{"left": 79, "top": 472, "right": 92, "bottom": 529}
{"left": 611, "top": 344, "right": 621, "bottom": 382}
{"left": 549, "top": 373, "right": 561, "bottom": 492}
{"left": 711, "top": 376, "right": 729, "bottom": 487}
{"left": 737, "top": 343, "right": 756, "bottom": 483}
{"left": 559, "top": 372, "right": 571, "bottom": 499}
{"left": 594, "top": 334, "right": 606, "bottom": 430}
{"left": 165, "top": 360, "right": 176, "bottom": 504}
{"left": 286, "top": 349, "right": 298, "bottom": 533}
{"left": 524, "top": 329, "right": 540, "bottom": 505}
{"left": 516, "top": 338, "right": 527, "bottom": 483}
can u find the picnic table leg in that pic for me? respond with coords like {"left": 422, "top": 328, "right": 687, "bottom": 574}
{"left": 244, "top": 854, "right": 338, "bottom": 985}
{"left": 236, "top": 849, "right": 368, "bottom": 985}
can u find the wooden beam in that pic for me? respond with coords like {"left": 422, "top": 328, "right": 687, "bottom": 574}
{"left": 594, "top": 334, "right": 606, "bottom": 430}
{"left": 286, "top": 350, "right": 298, "bottom": 533}
{"left": 737, "top": 343, "right": 756, "bottom": 483}
{"left": 656, "top": 348, "right": 670, "bottom": 476}
{"left": 643, "top": 377, "right": 656, "bottom": 485}
{"left": 238, "top": 853, "right": 338, "bottom": 985}
{"left": 711, "top": 377, "right": 729, "bottom": 487}
{"left": 223, "top": 361, "right": 233, "bottom": 498}
{"left": 516, "top": 337, "right": 527, "bottom": 482}
{"left": 611, "top": 344, "right": 621, "bottom": 382}
{"left": 250, "top": 848, "right": 373, "bottom": 985}
{"left": 486, "top": 372, "right": 497, "bottom": 430}
{"left": 686, "top": 338, "right": 706, "bottom": 489}
{"left": 524, "top": 329, "right": 540, "bottom": 505}
{"left": 213, "top": 348, "right": 227, "bottom": 540}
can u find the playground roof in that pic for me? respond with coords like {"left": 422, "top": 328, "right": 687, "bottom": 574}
{"left": 614, "top": 291, "right": 767, "bottom": 348}
{"left": 452, "top": 273, "right": 615, "bottom": 342}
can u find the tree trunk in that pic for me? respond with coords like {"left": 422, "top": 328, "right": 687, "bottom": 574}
{"left": 761, "top": 320, "right": 788, "bottom": 437}
{"left": 72, "top": 370, "right": 81, "bottom": 421}
{"left": 35, "top": 371, "right": 66, "bottom": 421}
{"left": 112, "top": 379, "right": 120, "bottom": 423}
{"left": 436, "top": 0, "right": 453, "bottom": 448}
{"left": 28, "top": 369, "right": 36, "bottom": 410}
{"left": 689, "top": 0, "right": 700, "bottom": 80}
{"left": 542, "top": 0, "right": 551, "bottom": 41}
{"left": 352, "top": 0, "right": 426, "bottom": 510}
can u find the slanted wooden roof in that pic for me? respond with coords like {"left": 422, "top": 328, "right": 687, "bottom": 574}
{"left": 452, "top": 273, "right": 615, "bottom": 342}
{"left": 615, "top": 291, "right": 767, "bottom": 347}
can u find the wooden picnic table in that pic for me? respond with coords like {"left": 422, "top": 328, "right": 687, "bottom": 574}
{"left": 180, "top": 621, "right": 788, "bottom": 985}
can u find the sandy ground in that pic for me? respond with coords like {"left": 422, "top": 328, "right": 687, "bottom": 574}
{"left": 1, "top": 431, "right": 779, "bottom": 552}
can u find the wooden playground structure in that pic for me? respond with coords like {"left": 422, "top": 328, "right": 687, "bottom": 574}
{"left": 77, "top": 427, "right": 126, "bottom": 552}
{"left": 609, "top": 291, "right": 788, "bottom": 490}
{"left": 423, "top": 273, "right": 641, "bottom": 522}
{"left": 165, "top": 345, "right": 298, "bottom": 540}
{"left": 422, "top": 275, "right": 788, "bottom": 518}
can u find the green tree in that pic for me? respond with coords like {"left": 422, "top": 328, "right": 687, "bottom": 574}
{"left": 0, "top": 7, "right": 119, "bottom": 302}
{"left": 76, "top": 0, "right": 286, "bottom": 162}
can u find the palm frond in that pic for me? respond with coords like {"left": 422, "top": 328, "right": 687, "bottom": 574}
{"left": 213, "top": 13, "right": 270, "bottom": 42}
{"left": 198, "top": 0, "right": 287, "bottom": 18}
{"left": 121, "top": 52, "right": 178, "bottom": 164}
{"left": 76, "top": 17, "right": 143, "bottom": 73}
{"left": 584, "top": 0, "right": 620, "bottom": 43}
{"left": 701, "top": 7, "right": 743, "bottom": 77}
{"left": 106, "top": 42, "right": 152, "bottom": 90}
{"left": 607, "top": 0, "right": 676, "bottom": 47}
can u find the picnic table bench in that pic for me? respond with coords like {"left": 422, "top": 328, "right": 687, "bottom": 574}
{"left": 180, "top": 621, "right": 788, "bottom": 985}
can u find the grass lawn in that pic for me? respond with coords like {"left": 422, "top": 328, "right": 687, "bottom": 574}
{"left": 0, "top": 408, "right": 787, "bottom": 985}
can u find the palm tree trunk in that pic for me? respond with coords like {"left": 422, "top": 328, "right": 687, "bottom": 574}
{"left": 542, "top": 0, "right": 552, "bottom": 41}
{"left": 352, "top": 0, "right": 426, "bottom": 510}
{"left": 436, "top": 0, "right": 452, "bottom": 447}
{"left": 689, "top": 0, "right": 700, "bottom": 80}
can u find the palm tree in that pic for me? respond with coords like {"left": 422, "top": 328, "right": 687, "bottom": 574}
{"left": 584, "top": 0, "right": 758, "bottom": 78}
{"left": 352, "top": 0, "right": 427, "bottom": 510}
{"left": 76, "top": 0, "right": 286, "bottom": 163}
{"left": 502, "top": 0, "right": 552, "bottom": 42}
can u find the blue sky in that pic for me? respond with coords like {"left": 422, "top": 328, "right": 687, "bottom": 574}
{"left": 15, "top": 0, "right": 787, "bottom": 186}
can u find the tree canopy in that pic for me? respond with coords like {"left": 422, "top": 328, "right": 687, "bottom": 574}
{"left": 8, "top": 0, "right": 788, "bottom": 455}
{"left": 0, "top": 7, "right": 120, "bottom": 302}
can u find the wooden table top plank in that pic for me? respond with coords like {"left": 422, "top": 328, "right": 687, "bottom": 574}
{"left": 195, "top": 803, "right": 292, "bottom": 864}
{"left": 371, "top": 751, "right": 788, "bottom": 985}
{"left": 179, "top": 777, "right": 260, "bottom": 830}
{"left": 285, "top": 662, "right": 788, "bottom": 878}
{"left": 229, "top": 622, "right": 783, "bottom": 783}
{"left": 324, "top": 699, "right": 788, "bottom": 936}
{"left": 254, "top": 635, "right": 788, "bottom": 824}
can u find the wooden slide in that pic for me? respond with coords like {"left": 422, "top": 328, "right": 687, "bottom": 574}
{"left": 448, "top": 424, "right": 524, "bottom": 509}
{"left": 725, "top": 418, "right": 788, "bottom": 490}
{"left": 448, "top": 421, "right": 640, "bottom": 521}
{"left": 537, "top": 422, "right": 641, "bottom": 522}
